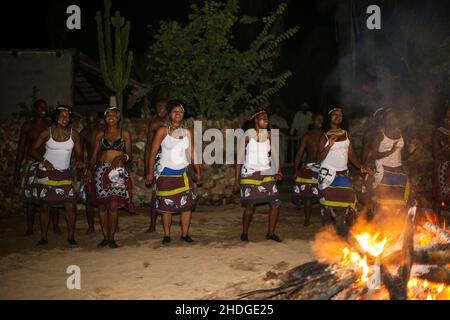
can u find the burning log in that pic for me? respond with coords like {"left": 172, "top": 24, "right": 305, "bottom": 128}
{"left": 380, "top": 206, "right": 416, "bottom": 300}
{"left": 416, "top": 267, "right": 450, "bottom": 284}
{"left": 280, "top": 261, "right": 330, "bottom": 283}
{"left": 238, "top": 261, "right": 331, "bottom": 300}
{"left": 238, "top": 261, "right": 358, "bottom": 300}
{"left": 421, "top": 222, "right": 450, "bottom": 243}
{"left": 415, "top": 243, "right": 450, "bottom": 252}
{"left": 290, "top": 274, "right": 358, "bottom": 300}
{"left": 332, "top": 285, "right": 369, "bottom": 300}
{"left": 414, "top": 250, "right": 450, "bottom": 265}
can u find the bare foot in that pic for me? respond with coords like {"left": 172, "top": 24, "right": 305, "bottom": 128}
{"left": 85, "top": 228, "right": 95, "bottom": 235}
{"left": 53, "top": 227, "right": 63, "bottom": 235}
{"left": 24, "top": 230, "right": 34, "bottom": 236}
{"left": 144, "top": 227, "right": 156, "bottom": 233}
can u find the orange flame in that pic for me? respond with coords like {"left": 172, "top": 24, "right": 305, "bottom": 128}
{"left": 354, "top": 232, "right": 387, "bottom": 257}
{"left": 407, "top": 278, "right": 450, "bottom": 300}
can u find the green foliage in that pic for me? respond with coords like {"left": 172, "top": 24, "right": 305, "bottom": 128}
{"left": 144, "top": 0, "right": 298, "bottom": 118}
{"left": 96, "top": 0, "right": 134, "bottom": 112}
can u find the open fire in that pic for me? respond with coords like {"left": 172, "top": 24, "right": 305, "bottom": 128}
{"left": 327, "top": 207, "right": 450, "bottom": 300}
{"left": 240, "top": 206, "right": 450, "bottom": 300}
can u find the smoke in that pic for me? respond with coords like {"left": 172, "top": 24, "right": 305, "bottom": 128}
{"left": 328, "top": 0, "right": 449, "bottom": 121}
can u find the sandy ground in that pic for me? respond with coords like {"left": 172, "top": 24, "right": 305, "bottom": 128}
{"left": 0, "top": 203, "right": 321, "bottom": 300}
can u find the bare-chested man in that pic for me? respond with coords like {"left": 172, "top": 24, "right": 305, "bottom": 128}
{"left": 14, "top": 99, "right": 61, "bottom": 235}
{"left": 79, "top": 111, "right": 105, "bottom": 233}
{"left": 144, "top": 99, "right": 169, "bottom": 233}
{"left": 292, "top": 113, "right": 324, "bottom": 226}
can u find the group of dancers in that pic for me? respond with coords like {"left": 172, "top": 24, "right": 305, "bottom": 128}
{"left": 17, "top": 97, "right": 450, "bottom": 248}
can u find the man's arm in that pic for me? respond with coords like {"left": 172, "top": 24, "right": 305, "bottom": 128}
{"left": 79, "top": 128, "right": 87, "bottom": 165}
{"left": 294, "top": 133, "right": 307, "bottom": 171}
{"left": 30, "top": 128, "right": 50, "bottom": 163}
{"left": 144, "top": 120, "right": 158, "bottom": 177}
{"left": 13, "top": 122, "right": 29, "bottom": 186}
{"left": 72, "top": 130, "right": 83, "bottom": 167}
{"left": 88, "top": 131, "right": 103, "bottom": 172}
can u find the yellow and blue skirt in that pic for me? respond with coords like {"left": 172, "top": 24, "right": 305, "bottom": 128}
{"left": 319, "top": 174, "right": 357, "bottom": 226}
{"left": 374, "top": 169, "right": 410, "bottom": 208}
{"left": 292, "top": 165, "right": 319, "bottom": 205}
{"left": 240, "top": 171, "right": 281, "bottom": 207}
{"left": 155, "top": 167, "right": 197, "bottom": 214}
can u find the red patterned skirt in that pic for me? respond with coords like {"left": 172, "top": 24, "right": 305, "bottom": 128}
{"left": 91, "top": 162, "right": 136, "bottom": 213}
{"left": 433, "top": 160, "right": 450, "bottom": 202}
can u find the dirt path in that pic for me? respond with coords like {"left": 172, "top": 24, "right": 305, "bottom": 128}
{"left": 0, "top": 203, "right": 321, "bottom": 299}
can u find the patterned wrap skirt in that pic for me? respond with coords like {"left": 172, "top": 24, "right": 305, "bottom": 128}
{"left": 91, "top": 162, "right": 136, "bottom": 213}
{"left": 21, "top": 161, "right": 39, "bottom": 205}
{"left": 432, "top": 160, "right": 450, "bottom": 202}
{"left": 23, "top": 162, "right": 76, "bottom": 206}
{"left": 292, "top": 164, "right": 319, "bottom": 205}
{"left": 149, "top": 152, "right": 162, "bottom": 209}
{"left": 374, "top": 168, "right": 410, "bottom": 208}
{"left": 240, "top": 171, "right": 281, "bottom": 207}
{"left": 155, "top": 167, "right": 197, "bottom": 214}
{"left": 319, "top": 174, "right": 357, "bottom": 227}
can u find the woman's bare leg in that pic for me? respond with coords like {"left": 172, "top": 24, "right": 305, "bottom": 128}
{"left": 180, "top": 211, "right": 192, "bottom": 237}
{"left": 64, "top": 202, "right": 76, "bottom": 240}
{"left": 242, "top": 205, "right": 255, "bottom": 235}
{"left": 39, "top": 205, "right": 50, "bottom": 242}
{"left": 162, "top": 213, "right": 172, "bottom": 237}
{"left": 268, "top": 204, "right": 280, "bottom": 235}
{"left": 108, "top": 203, "right": 119, "bottom": 241}
{"left": 98, "top": 205, "right": 108, "bottom": 240}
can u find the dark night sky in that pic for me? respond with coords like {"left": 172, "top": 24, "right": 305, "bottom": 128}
{"left": 0, "top": 0, "right": 191, "bottom": 56}
{"left": 1, "top": 0, "right": 325, "bottom": 56}
{"left": 1, "top": 0, "right": 449, "bottom": 118}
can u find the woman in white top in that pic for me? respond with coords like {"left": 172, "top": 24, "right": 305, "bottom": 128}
{"left": 370, "top": 108, "right": 417, "bottom": 210}
{"left": 317, "top": 108, "right": 371, "bottom": 237}
{"left": 29, "top": 106, "right": 83, "bottom": 247}
{"left": 145, "top": 100, "right": 202, "bottom": 245}
{"left": 233, "top": 108, "right": 283, "bottom": 242}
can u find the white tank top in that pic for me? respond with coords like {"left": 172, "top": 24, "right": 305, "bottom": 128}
{"left": 321, "top": 133, "right": 350, "bottom": 171}
{"left": 160, "top": 129, "right": 190, "bottom": 170}
{"left": 244, "top": 138, "right": 271, "bottom": 172}
{"left": 44, "top": 128, "right": 74, "bottom": 170}
{"left": 377, "top": 130, "right": 404, "bottom": 168}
